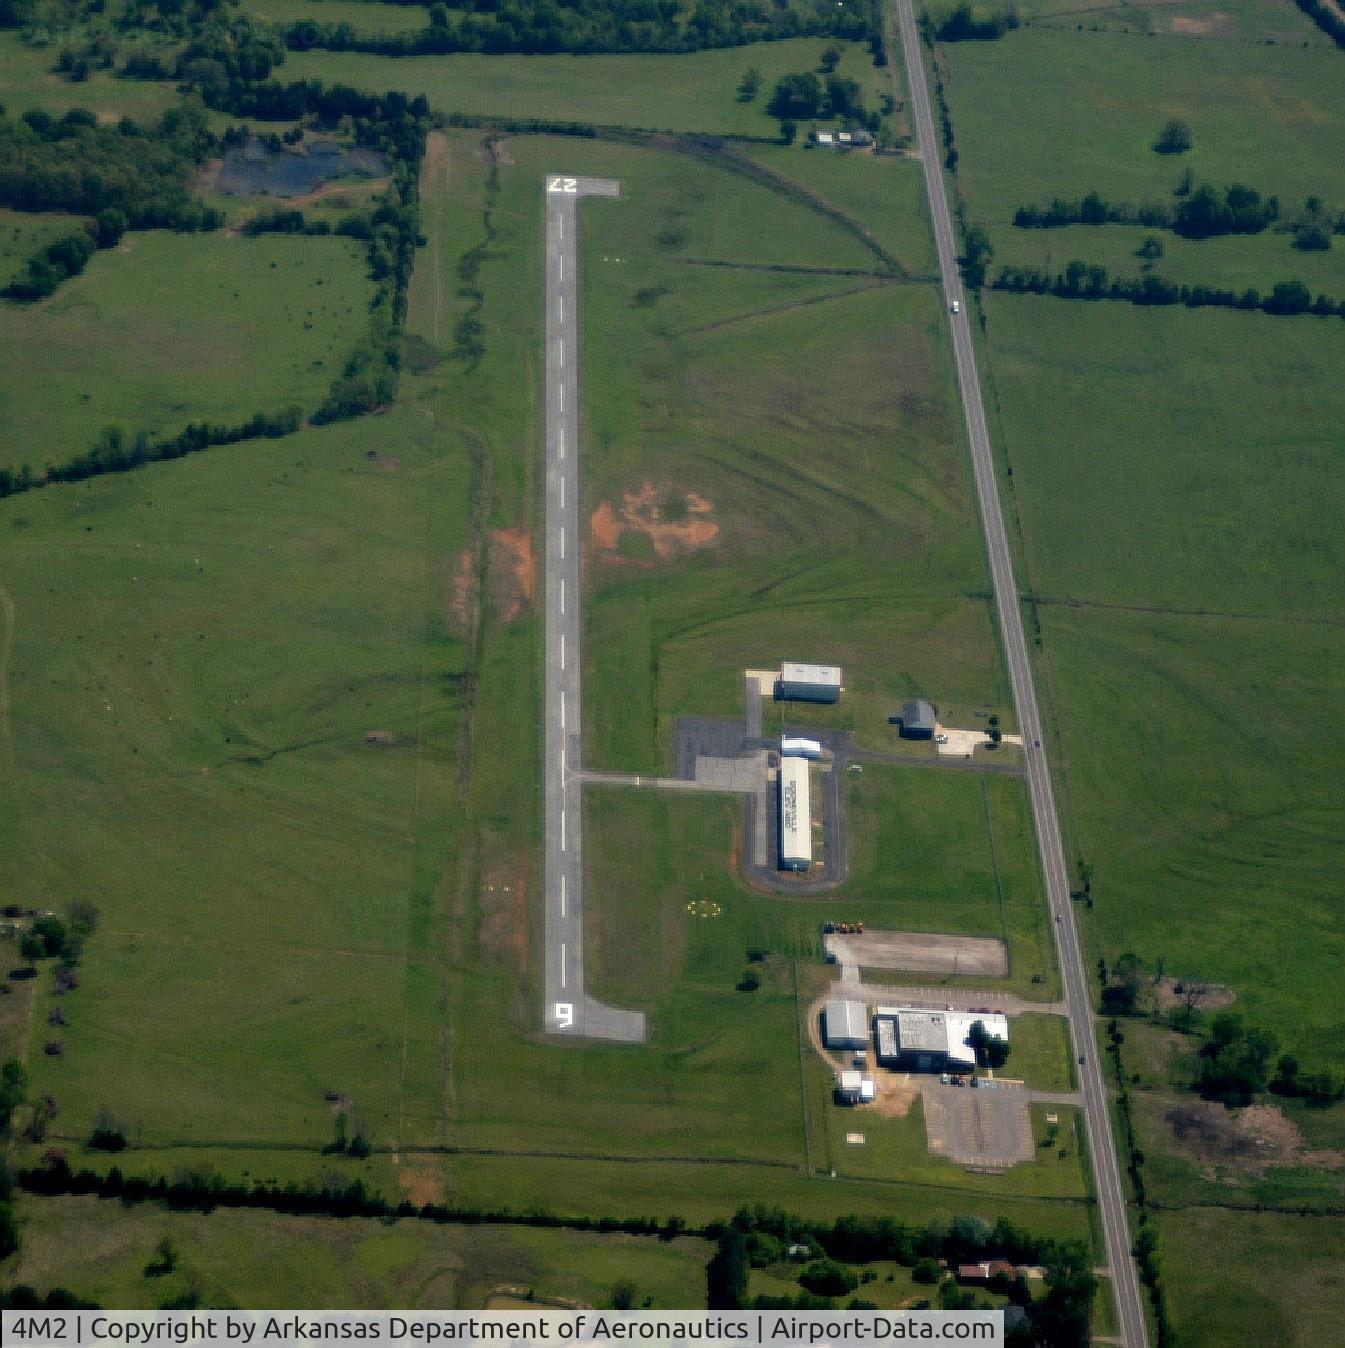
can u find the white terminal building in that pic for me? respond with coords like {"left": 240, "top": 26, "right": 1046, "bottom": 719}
{"left": 777, "top": 662, "right": 842, "bottom": 704}
{"left": 778, "top": 754, "right": 811, "bottom": 872}
{"left": 873, "top": 1006, "right": 1010, "bottom": 1074}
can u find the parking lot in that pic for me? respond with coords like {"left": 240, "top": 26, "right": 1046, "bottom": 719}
{"left": 826, "top": 929, "right": 1008, "bottom": 977}
{"left": 921, "top": 1080, "right": 1034, "bottom": 1169}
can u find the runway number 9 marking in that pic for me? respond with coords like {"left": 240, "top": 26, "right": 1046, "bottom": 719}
{"left": 553, "top": 1002, "right": 574, "bottom": 1029}
{"left": 547, "top": 176, "right": 578, "bottom": 194}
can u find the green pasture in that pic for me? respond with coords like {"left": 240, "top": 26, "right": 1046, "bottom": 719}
{"left": 990, "top": 220, "right": 1345, "bottom": 303}
{"left": 939, "top": 28, "right": 1345, "bottom": 229}
{"left": 1, "top": 1195, "right": 712, "bottom": 1308}
{"left": 282, "top": 37, "right": 886, "bottom": 136}
{"left": 972, "top": 297, "right": 1345, "bottom": 1062}
{"left": 0, "top": 208, "right": 79, "bottom": 286}
{"left": 0, "top": 396, "right": 469, "bottom": 1143}
{"left": 982, "top": 295, "right": 1345, "bottom": 618}
{"left": 0, "top": 34, "right": 181, "bottom": 123}
{"left": 1014, "top": 0, "right": 1333, "bottom": 45}
{"left": 1158, "top": 1207, "right": 1345, "bottom": 1348}
{"left": 0, "top": 230, "right": 370, "bottom": 475}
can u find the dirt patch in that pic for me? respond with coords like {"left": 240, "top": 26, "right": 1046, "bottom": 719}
{"left": 488, "top": 528, "right": 536, "bottom": 624}
{"left": 868, "top": 1072, "right": 919, "bottom": 1119}
{"left": 398, "top": 1165, "right": 445, "bottom": 1207}
{"left": 363, "top": 729, "right": 396, "bottom": 746}
{"left": 1153, "top": 977, "right": 1236, "bottom": 1014}
{"left": 1165, "top": 1099, "right": 1342, "bottom": 1174}
{"left": 1170, "top": 13, "right": 1227, "bottom": 35}
{"left": 449, "top": 547, "right": 479, "bottom": 636}
{"left": 478, "top": 867, "right": 528, "bottom": 973}
{"left": 827, "top": 930, "right": 1008, "bottom": 978}
{"left": 589, "top": 481, "right": 719, "bottom": 562}
{"left": 367, "top": 451, "right": 401, "bottom": 472}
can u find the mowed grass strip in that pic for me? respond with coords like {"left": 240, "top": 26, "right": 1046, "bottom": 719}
{"left": 282, "top": 38, "right": 886, "bottom": 136}
{"left": 0, "top": 231, "right": 370, "bottom": 474}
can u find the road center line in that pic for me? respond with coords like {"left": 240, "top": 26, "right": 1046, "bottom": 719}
{"left": 560, "top": 874, "right": 567, "bottom": 916}
{"left": 560, "top": 942, "right": 567, "bottom": 989}
{"left": 560, "top": 633, "right": 565, "bottom": 668}
{"left": 560, "top": 577, "right": 566, "bottom": 615}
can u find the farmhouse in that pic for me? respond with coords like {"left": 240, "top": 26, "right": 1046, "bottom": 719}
{"left": 822, "top": 997, "right": 869, "bottom": 1050}
{"left": 778, "top": 754, "right": 812, "bottom": 871}
{"left": 873, "top": 1006, "right": 1010, "bottom": 1073}
{"left": 896, "top": 698, "right": 937, "bottom": 739}
{"left": 777, "top": 662, "right": 842, "bottom": 703}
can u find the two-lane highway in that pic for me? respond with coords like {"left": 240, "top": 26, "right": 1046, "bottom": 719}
{"left": 892, "top": 6, "right": 1149, "bottom": 1344}
{"left": 542, "top": 173, "right": 645, "bottom": 1044}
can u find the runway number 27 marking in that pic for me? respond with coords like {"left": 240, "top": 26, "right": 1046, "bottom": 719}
{"left": 553, "top": 1002, "right": 574, "bottom": 1029}
{"left": 547, "top": 176, "right": 578, "bottom": 194}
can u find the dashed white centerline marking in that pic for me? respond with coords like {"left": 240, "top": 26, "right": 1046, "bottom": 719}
{"left": 560, "top": 476, "right": 565, "bottom": 509}
{"left": 560, "top": 874, "right": 567, "bottom": 916}
{"left": 560, "top": 633, "right": 566, "bottom": 668}
{"left": 558, "top": 384, "right": 564, "bottom": 414}
{"left": 560, "top": 577, "right": 566, "bottom": 615}
{"left": 560, "top": 691, "right": 566, "bottom": 730}
{"left": 561, "top": 808, "right": 567, "bottom": 852}
{"left": 560, "top": 942, "right": 568, "bottom": 989}
{"left": 560, "top": 530, "right": 565, "bottom": 560}
{"left": 558, "top": 255, "right": 563, "bottom": 282}
{"left": 561, "top": 747, "right": 567, "bottom": 781}
{"left": 558, "top": 296, "right": 564, "bottom": 322}
{"left": 558, "top": 343, "right": 564, "bottom": 368}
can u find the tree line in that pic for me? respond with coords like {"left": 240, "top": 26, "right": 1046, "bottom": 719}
{"left": 993, "top": 260, "right": 1344, "bottom": 319}
{"left": 281, "top": 0, "right": 882, "bottom": 60}
{"left": 1013, "top": 182, "right": 1285, "bottom": 239}
{"left": 925, "top": 4, "right": 1020, "bottom": 42}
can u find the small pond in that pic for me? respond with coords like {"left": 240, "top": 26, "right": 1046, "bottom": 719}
{"left": 217, "top": 138, "right": 389, "bottom": 198}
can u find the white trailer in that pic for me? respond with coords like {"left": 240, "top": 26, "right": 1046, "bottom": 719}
{"left": 778, "top": 754, "right": 812, "bottom": 871}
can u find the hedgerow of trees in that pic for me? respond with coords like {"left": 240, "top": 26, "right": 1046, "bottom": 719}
{"left": 280, "top": 0, "right": 884, "bottom": 61}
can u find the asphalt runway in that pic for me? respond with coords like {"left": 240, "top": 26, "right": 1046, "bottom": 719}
{"left": 893, "top": 5, "right": 1148, "bottom": 1343}
{"left": 542, "top": 173, "right": 645, "bottom": 1044}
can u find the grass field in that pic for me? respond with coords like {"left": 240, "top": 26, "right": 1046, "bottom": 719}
{"left": 1158, "top": 1207, "right": 1345, "bottom": 1348}
{"left": 972, "top": 297, "right": 1345, "bottom": 1064}
{"left": 242, "top": 0, "right": 433, "bottom": 33}
{"left": 282, "top": 38, "right": 887, "bottom": 136}
{"left": 2, "top": 1195, "right": 713, "bottom": 1308}
{"left": 942, "top": 29, "right": 1345, "bottom": 229}
{"left": 0, "top": 34, "right": 181, "bottom": 123}
{"left": 0, "top": 231, "right": 371, "bottom": 475}
{"left": 1016, "top": 0, "right": 1333, "bottom": 45}
{"left": 0, "top": 209, "right": 81, "bottom": 287}
{"left": 1006, "top": 1014, "right": 1075, "bottom": 1092}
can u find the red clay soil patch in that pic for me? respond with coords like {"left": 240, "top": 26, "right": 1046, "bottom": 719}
{"left": 449, "top": 547, "right": 478, "bottom": 636}
{"left": 398, "top": 1165, "right": 445, "bottom": 1207}
{"left": 479, "top": 868, "right": 529, "bottom": 973}
{"left": 589, "top": 481, "right": 720, "bottom": 562}
{"left": 488, "top": 528, "right": 536, "bottom": 623}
